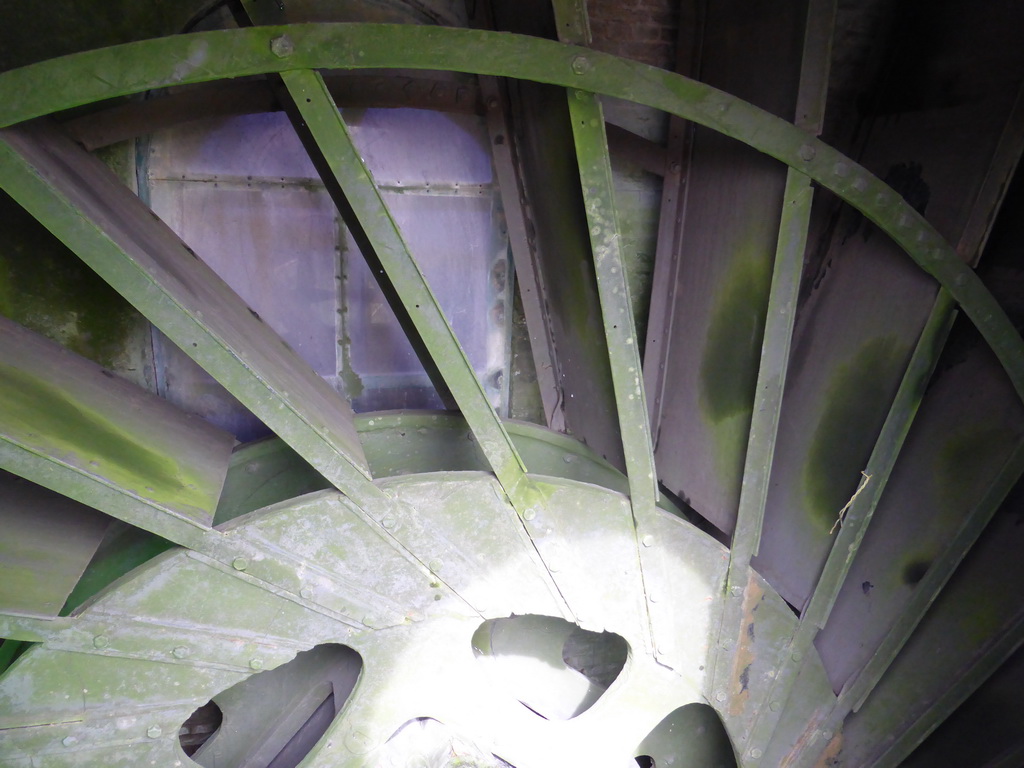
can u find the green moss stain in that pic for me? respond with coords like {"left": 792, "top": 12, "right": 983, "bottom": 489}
{"left": 804, "top": 336, "right": 910, "bottom": 530}
{"left": 699, "top": 248, "right": 773, "bottom": 423}
{"left": 0, "top": 191, "right": 146, "bottom": 372}
{"left": 0, "top": 364, "right": 209, "bottom": 513}
{"left": 935, "top": 424, "right": 1018, "bottom": 517}
{"left": 697, "top": 242, "right": 774, "bottom": 502}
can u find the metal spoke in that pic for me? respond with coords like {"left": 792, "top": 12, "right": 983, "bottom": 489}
{"left": 273, "top": 68, "right": 529, "bottom": 494}
{"left": 739, "top": 289, "right": 956, "bottom": 758}
{"left": 0, "top": 121, "right": 381, "bottom": 509}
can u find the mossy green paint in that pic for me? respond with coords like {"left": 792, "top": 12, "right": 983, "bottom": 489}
{"left": 936, "top": 424, "right": 1019, "bottom": 519}
{"left": 804, "top": 336, "right": 910, "bottom": 530}
{"left": 0, "top": 365, "right": 209, "bottom": 514}
{"left": 0, "top": 192, "right": 146, "bottom": 372}
{"left": 698, "top": 238, "right": 774, "bottom": 507}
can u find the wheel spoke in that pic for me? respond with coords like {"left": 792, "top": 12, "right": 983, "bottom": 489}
{"left": 0, "top": 121, "right": 381, "bottom": 507}
{"left": 270, "top": 68, "right": 529, "bottom": 494}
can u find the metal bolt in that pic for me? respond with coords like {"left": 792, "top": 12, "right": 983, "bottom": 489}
{"left": 269, "top": 35, "right": 294, "bottom": 58}
{"left": 249, "top": 658, "right": 264, "bottom": 670}
{"left": 791, "top": 651, "right": 803, "bottom": 662}
{"left": 798, "top": 144, "right": 816, "bottom": 162}
{"left": 522, "top": 508, "right": 536, "bottom": 521}
{"left": 571, "top": 55, "right": 591, "bottom": 75}
{"left": 833, "top": 162, "right": 849, "bottom": 177}
{"left": 730, "top": 586, "right": 743, "bottom": 597}
{"left": 147, "top": 725, "right": 162, "bottom": 739}
{"left": 92, "top": 635, "right": 109, "bottom": 649}
{"left": 770, "top": 701, "right": 781, "bottom": 712}
{"left": 232, "top": 557, "right": 248, "bottom": 571}
{"left": 172, "top": 646, "right": 189, "bottom": 659}
{"left": 382, "top": 517, "right": 396, "bottom": 529}
{"left": 428, "top": 559, "right": 443, "bottom": 572}
{"left": 750, "top": 748, "right": 763, "bottom": 759}
{"left": 345, "top": 727, "right": 375, "bottom": 755}
{"left": 62, "top": 736, "right": 78, "bottom": 747}
{"left": 641, "top": 534, "right": 655, "bottom": 547}
{"left": 715, "top": 690, "right": 727, "bottom": 702}
{"left": 300, "top": 588, "right": 313, "bottom": 599}
{"left": 822, "top": 730, "right": 834, "bottom": 741}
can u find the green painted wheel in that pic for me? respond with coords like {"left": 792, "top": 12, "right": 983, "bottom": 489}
{"left": 2, "top": 19, "right": 1023, "bottom": 768}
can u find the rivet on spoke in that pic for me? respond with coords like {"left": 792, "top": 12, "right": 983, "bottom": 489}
{"left": 750, "top": 748, "right": 763, "bottom": 759}
{"left": 571, "top": 55, "right": 591, "bottom": 75}
{"left": 172, "top": 646, "right": 189, "bottom": 659}
{"left": 715, "top": 690, "right": 727, "bottom": 702}
{"left": 232, "top": 557, "right": 248, "bottom": 571}
{"left": 428, "top": 559, "right": 443, "bottom": 572}
{"left": 641, "top": 534, "right": 655, "bottom": 547}
{"left": 770, "top": 701, "right": 781, "bottom": 712}
{"left": 382, "top": 517, "right": 396, "bottom": 530}
{"left": 798, "top": 144, "right": 816, "bottom": 162}
{"left": 792, "top": 651, "right": 803, "bottom": 662}
{"left": 147, "top": 725, "right": 162, "bottom": 739}
{"left": 92, "top": 635, "right": 109, "bottom": 649}
{"left": 822, "top": 730, "right": 834, "bottom": 740}
{"left": 249, "top": 658, "right": 264, "bottom": 671}
{"left": 522, "top": 508, "right": 537, "bottom": 521}
{"left": 62, "top": 736, "right": 77, "bottom": 747}
{"left": 730, "top": 586, "right": 743, "bottom": 597}
{"left": 300, "top": 588, "right": 313, "bottom": 600}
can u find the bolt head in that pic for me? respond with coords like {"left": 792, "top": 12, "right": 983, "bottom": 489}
{"left": 522, "top": 508, "right": 536, "bottom": 521}
{"left": 428, "top": 559, "right": 443, "bottom": 572}
{"left": 641, "top": 534, "right": 655, "bottom": 547}
{"left": 269, "top": 35, "right": 294, "bottom": 58}
{"left": 382, "top": 517, "right": 396, "bottom": 529}
{"left": 232, "top": 557, "right": 248, "bottom": 571}
{"left": 147, "top": 725, "right": 162, "bottom": 739}
{"left": 571, "top": 55, "right": 591, "bottom": 75}
{"left": 62, "top": 736, "right": 78, "bottom": 747}
{"left": 300, "top": 588, "right": 313, "bottom": 599}
{"left": 249, "top": 658, "right": 264, "bottom": 671}
{"left": 715, "top": 690, "right": 727, "bottom": 702}
{"left": 798, "top": 144, "right": 816, "bottom": 162}
{"left": 172, "top": 646, "right": 189, "bottom": 659}
{"left": 344, "top": 727, "right": 375, "bottom": 755}
{"left": 822, "top": 730, "right": 834, "bottom": 740}
{"left": 92, "top": 635, "right": 109, "bottom": 649}
{"left": 750, "top": 748, "right": 763, "bottom": 759}
{"left": 791, "top": 651, "right": 803, "bottom": 662}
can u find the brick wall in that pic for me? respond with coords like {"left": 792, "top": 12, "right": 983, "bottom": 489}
{"left": 586, "top": 0, "right": 680, "bottom": 69}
